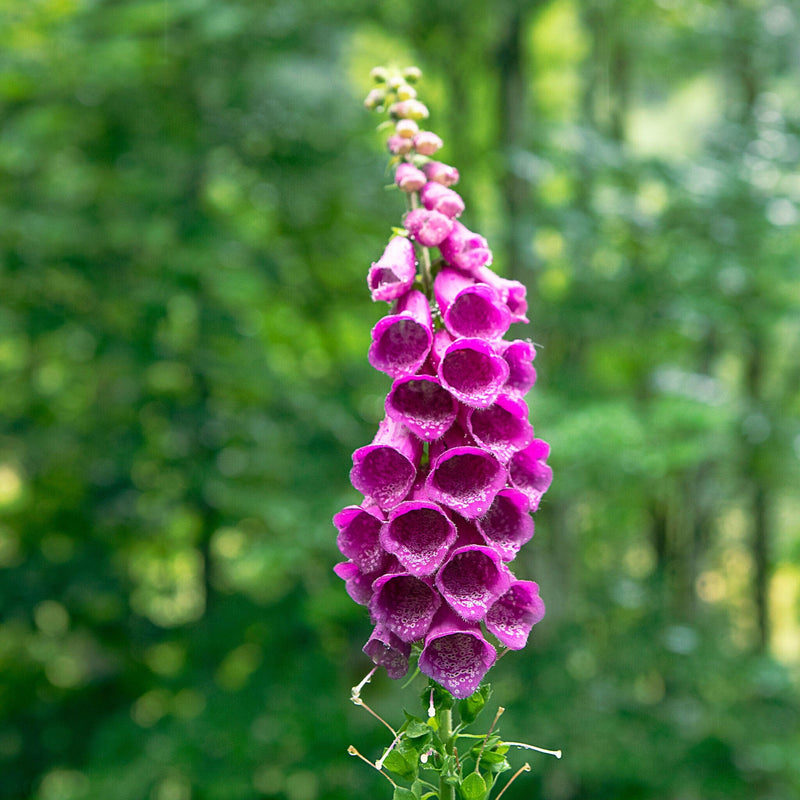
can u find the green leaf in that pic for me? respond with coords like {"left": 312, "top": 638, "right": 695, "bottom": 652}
{"left": 410, "top": 779, "right": 424, "bottom": 799}
{"left": 382, "top": 747, "right": 417, "bottom": 782}
{"left": 393, "top": 789, "right": 416, "bottom": 800}
{"left": 406, "top": 720, "right": 433, "bottom": 739}
{"left": 458, "top": 684, "right": 492, "bottom": 725}
{"left": 459, "top": 772, "right": 487, "bottom": 800}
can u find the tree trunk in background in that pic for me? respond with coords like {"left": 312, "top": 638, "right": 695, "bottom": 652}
{"left": 725, "top": 0, "right": 771, "bottom": 651}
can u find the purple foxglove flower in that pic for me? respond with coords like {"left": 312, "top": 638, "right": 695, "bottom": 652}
{"left": 508, "top": 439, "right": 552, "bottom": 512}
{"left": 475, "top": 489, "right": 534, "bottom": 562}
{"left": 475, "top": 266, "right": 529, "bottom": 324}
{"left": 465, "top": 395, "right": 534, "bottom": 462}
{"left": 439, "top": 221, "right": 492, "bottom": 274}
{"left": 368, "top": 236, "right": 417, "bottom": 303}
{"left": 425, "top": 445, "right": 506, "bottom": 518}
{"left": 387, "top": 134, "right": 413, "bottom": 155}
{"left": 485, "top": 580, "right": 545, "bottom": 650}
{"left": 368, "top": 289, "right": 433, "bottom": 378}
{"left": 434, "top": 268, "right": 511, "bottom": 341}
{"left": 438, "top": 337, "right": 510, "bottom": 408}
{"left": 333, "top": 505, "right": 387, "bottom": 573}
{"left": 436, "top": 545, "right": 510, "bottom": 622}
{"left": 350, "top": 417, "right": 422, "bottom": 510}
{"left": 418, "top": 607, "right": 496, "bottom": 699}
{"left": 334, "top": 559, "right": 398, "bottom": 607}
{"left": 404, "top": 208, "right": 455, "bottom": 248}
{"left": 422, "top": 160, "right": 460, "bottom": 187}
{"left": 496, "top": 339, "right": 537, "bottom": 398}
{"left": 380, "top": 500, "right": 457, "bottom": 576}
{"left": 420, "top": 181, "right": 465, "bottom": 219}
{"left": 363, "top": 624, "right": 412, "bottom": 679}
{"left": 395, "top": 162, "right": 427, "bottom": 192}
{"left": 369, "top": 572, "right": 441, "bottom": 642}
{"left": 413, "top": 131, "right": 443, "bottom": 156}
{"left": 385, "top": 374, "right": 457, "bottom": 441}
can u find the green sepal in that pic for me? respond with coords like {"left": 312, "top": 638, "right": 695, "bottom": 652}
{"left": 458, "top": 684, "right": 492, "bottom": 726}
{"left": 459, "top": 772, "right": 487, "bottom": 800}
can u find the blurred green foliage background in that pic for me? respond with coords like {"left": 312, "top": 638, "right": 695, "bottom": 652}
{"left": 1, "top": 0, "right": 799, "bottom": 798}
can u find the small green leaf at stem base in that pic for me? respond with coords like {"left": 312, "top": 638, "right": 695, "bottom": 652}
{"left": 393, "top": 788, "right": 417, "bottom": 800}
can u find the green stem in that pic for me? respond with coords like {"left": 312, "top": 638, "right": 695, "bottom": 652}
{"left": 409, "top": 190, "right": 434, "bottom": 297}
{"left": 438, "top": 708, "right": 455, "bottom": 800}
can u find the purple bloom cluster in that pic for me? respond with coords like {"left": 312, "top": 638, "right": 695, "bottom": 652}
{"left": 335, "top": 87, "right": 551, "bottom": 699}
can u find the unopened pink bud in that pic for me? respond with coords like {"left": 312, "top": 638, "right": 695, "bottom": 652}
{"left": 422, "top": 161, "right": 460, "bottom": 186}
{"left": 413, "top": 131, "right": 443, "bottom": 156}
{"left": 396, "top": 119, "right": 419, "bottom": 139}
{"left": 387, "top": 134, "right": 413, "bottom": 155}
{"left": 395, "top": 163, "right": 427, "bottom": 192}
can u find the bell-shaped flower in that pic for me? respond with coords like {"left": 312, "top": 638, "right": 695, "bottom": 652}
{"left": 485, "top": 580, "right": 545, "bottom": 650}
{"left": 508, "top": 439, "right": 552, "bottom": 512}
{"left": 385, "top": 374, "right": 457, "bottom": 441}
{"left": 420, "top": 181, "right": 465, "bottom": 219}
{"left": 368, "top": 237, "right": 417, "bottom": 303}
{"left": 381, "top": 499, "right": 457, "bottom": 577}
{"left": 369, "top": 290, "right": 433, "bottom": 378}
{"left": 369, "top": 572, "right": 441, "bottom": 643}
{"left": 475, "top": 489, "right": 534, "bottom": 562}
{"left": 422, "top": 160, "right": 460, "bottom": 187}
{"left": 395, "top": 162, "right": 427, "bottom": 192}
{"left": 475, "top": 266, "right": 529, "bottom": 324}
{"left": 350, "top": 417, "right": 421, "bottom": 510}
{"left": 495, "top": 339, "right": 537, "bottom": 398}
{"left": 434, "top": 268, "right": 511, "bottom": 341}
{"left": 425, "top": 445, "right": 506, "bottom": 518}
{"left": 404, "top": 207, "right": 454, "bottom": 248}
{"left": 435, "top": 545, "right": 510, "bottom": 622}
{"left": 333, "top": 557, "right": 400, "bottom": 607}
{"left": 333, "top": 505, "right": 387, "bottom": 574}
{"left": 363, "top": 624, "right": 412, "bottom": 679}
{"left": 418, "top": 607, "right": 496, "bottom": 699}
{"left": 464, "top": 395, "right": 533, "bottom": 463}
{"left": 439, "top": 221, "right": 492, "bottom": 274}
{"left": 438, "top": 337, "right": 509, "bottom": 409}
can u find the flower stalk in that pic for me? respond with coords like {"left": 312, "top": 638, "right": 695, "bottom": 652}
{"left": 338, "top": 65, "right": 558, "bottom": 798}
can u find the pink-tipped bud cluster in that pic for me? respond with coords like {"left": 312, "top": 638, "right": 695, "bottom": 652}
{"left": 335, "top": 69, "right": 551, "bottom": 699}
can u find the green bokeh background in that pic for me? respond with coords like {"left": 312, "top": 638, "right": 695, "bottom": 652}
{"left": 1, "top": 1, "right": 799, "bottom": 799}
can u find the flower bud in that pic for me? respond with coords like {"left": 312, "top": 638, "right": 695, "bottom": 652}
{"left": 422, "top": 160, "right": 460, "bottom": 186}
{"left": 370, "top": 66, "right": 389, "bottom": 83}
{"left": 395, "top": 118, "right": 419, "bottom": 139}
{"left": 390, "top": 99, "right": 430, "bottom": 120}
{"left": 388, "top": 75, "right": 404, "bottom": 90}
{"left": 404, "top": 208, "right": 454, "bottom": 248}
{"left": 413, "top": 131, "right": 443, "bottom": 156}
{"left": 403, "top": 66, "right": 422, "bottom": 83}
{"left": 420, "top": 181, "right": 465, "bottom": 218}
{"left": 394, "top": 162, "right": 427, "bottom": 192}
{"left": 387, "top": 134, "right": 413, "bottom": 155}
{"left": 364, "top": 88, "right": 386, "bottom": 110}
{"left": 396, "top": 84, "right": 417, "bottom": 101}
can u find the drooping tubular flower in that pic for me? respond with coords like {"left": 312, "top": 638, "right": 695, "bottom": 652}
{"left": 334, "top": 68, "right": 551, "bottom": 699}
